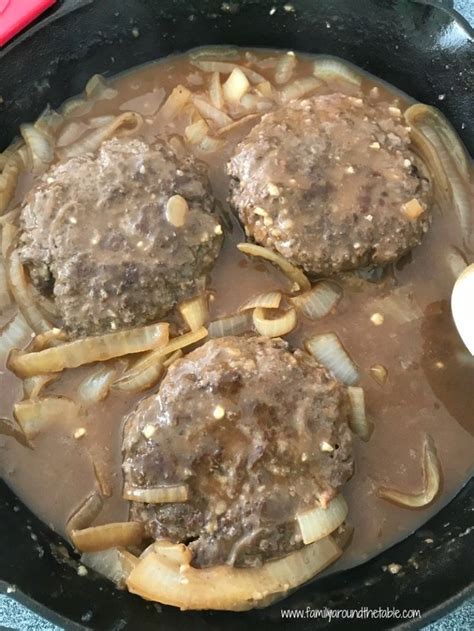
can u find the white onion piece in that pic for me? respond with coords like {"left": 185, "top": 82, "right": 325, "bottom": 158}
{"left": 159, "top": 85, "right": 192, "bottom": 122}
{"left": 8, "top": 322, "right": 169, "bottom": 378}
{"left": 116, "top": 327, "right": 207, "bottom": 385}
{"left": 239, "top": 94, "right": 273, "bottom": 113}
{"left": 126, "top": 535, "right": 341, "bottom": 611}
{"left": 20, "top": 124, "right": 54, "bottom": 173}
{"left": 34, "top": 106, "right": 63, "bottom": 136}
{"left": 216, "top": 114, "right": 259, "bottom": 136}
{"left": 81, "top": 548, "right": 138, "bottom": 587}
{"left": 191, "top": 61, "right": 266, "bottom": 84}
{"left": 23, "top": 373, "right": 58, "bottom": 400}
{"left": 256, "top": 81, "right": 274, "bottom": 99}
{"left": 85, "top": 74, "right": 118, "bottom": 101}
{"left": 60, "top": 97, "right": 93, "bottom": 119}
{"left": 239, "top": 291, "right": 282, "bottom": 312}
{"left": 190, "top": 47, "right": 240, "bottom": 60}
{"left": 66, "top": 492, "right": 104, "bottom": 534}
{"left": 0, "top": 416, "right": 29, "bottom": 447}
{"left": 6, "top": 250, "right": 52, "bottom": 334}
{"left": 209, "top": 71, "right": 224, "bottom": 109}
{"left": 253, "top": 307, "right": 296, "bottom": 338}
{"left": 305, "top": 332, "right": 359, "bottom": 385}
{"left": 275, "top": 52, "right": 297, "bottom": 85}
{"left": 377, "top": 435, "right": 441, "bottom": 508}
{"left": 112, "top": 360, "right": 164, "bottom": 393}
{"left": 208, "top": 312, "right": 253, "bottom": 338}
{"left": 163, "top": 349, "right": 183, "bottom": 369}
{"left": 313, "top": 58, "right": 362, "bottom": 86}
{"left": 451, "top": 263, "right": 474, "bottom": 355}
{"left": 78, "top": 365, "right": 117, "bottom": 403}
{"left": 191, "top": 96, "right": 233, "bottom": 128}
{"left": 71, "top": 522, "right": 144, "bottom": 553}
{"left": 290, "top": 281, "right": 342, "bottom": 320}
{"left": 184, "top": 119, "right": 209, "bottom": 144}
{"left": 59, "top": 112, "right": 143, "bottom": 159}
{"left": 0, "top": 257, "right": 11, "bottom": 314}
{"left": 179, "top": 295, "right": 209, "bottom": 332}
{"left": 296, "top": 495, "right": 348, "bottom": 545}
{"left": 14, "top": 396, "right": 79, "bottom": 440}
{"left": 123, "top": 484, "right": 189, "bottom": 504}
{"left": 347, "top": 386, "right": 373, "bottom": 441}
{"left": 28, "top": 328, "right": 68, "bottom": 352}
{"left": 0, "top": 312, "right": 33, "bottom": 364}
{"left": 1, "top": 221, "right": 18, "bottom": 259}
{"left": 223, "top": 68, "right": 250, "bottom": 103}
{"left": 197, "top": 135, "right": 225, "bottom": 153}
{"left": 237, "top": 243, "right": 310, "bottom": 292}
{"left": 279, "top": 77, "right": 321, "bottom": 103}
{"left": 0, "top": 154, "right": 21, "bottom": 214}
{"left": 369, "top": 364, "right": 388, "bottom": 386}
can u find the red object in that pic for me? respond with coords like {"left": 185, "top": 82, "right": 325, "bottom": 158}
{"left": 0, "top": 0, "right": 56, "bottom": 47}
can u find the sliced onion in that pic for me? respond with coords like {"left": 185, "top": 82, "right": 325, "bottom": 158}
{"left": 163, "top": 349, "right": 183, "bottom": 368}
{"left": 451, "top": 263, "right": 474, "bottom": 354}
{"left": 191, "top": 61, "right": 266, "bottom": 84}
{"left": 184, "top": 118, "right": 210, "bottom": 145}
{"left": 209, "top": 71, "right": 224, "bottom": 109}
{"left": 253, "top": 307, "right": 296, "bottom": 337}
{"left": 28, "top": 328, "right": 68, "bottom": 352}
{"left": 112, "top": 360, "right": 164, "bottom": 393}
{"left": 0, "top": 154, "right": 20, "bottom": 215}
{"left": 66, "top": 492, "right": 103, "bottom": 534}
{"left": 377, "top": 435, "right": 441, "bottom": 508}
{"left": 191, "top": 96, "right": 233, "bottom": 128}
{"left": 305, "top": 332, "right": 359, "bottom": 385}
{"left": 313, "top": 58, "right": 362, "bottom": 86}
{"left": 216, "top": 114, "right": 259, "bottom": 136}
{"left": 126, "top": 535, "right": 341, "bottom": 611}
{"left": 0, "top": 257, "right": 11, "bottom": 315}
{"left": 347, "top": 386, "right": 373, "bottom": 441}
{"left": 159, "top": 85, "right": 192, "bottom": 122}
{"left": 256, "top": 81, "right": 274, "bottom": 99}
{"left": 290, "top": 281, "right": 342, "bottom": 320}
{"left": 208, "top": 312, "right": 253, "bottom": 338}
{"left": 71, "top": 522, "right": 144, "bottom": 553}
{"left": 237, "top": 243, "right": 310, "bottom": 292}
{"left": 1, "top": 222, "right": 18, "bottom": 259}
{"left": 179, "top": 295, "right": 209, "bottom": 332}
{"left": 369, "top": 364, "right": 388, "bottom": 386}
{"left": 14, "top": 396, "right": 79, "bottom": 440}
{"left": 6, "top": 250, "right": 52, "bottom": 334}
{"left": 85, "top": 74, "right": 118, "bottom": 101}
{"left": 239, "top": 291, "right": 282, "bottom": 312}
{"left": 0, "top": 416, "right": 30, "bottom": 447}
{"left": 114, "top": 327, "right": 207, "bottom": 388}
{"left": 23, "top": 374, "right": 58, "bottom": 399}
{"left": 275, "top": 52, "right": 297, "bottom": 85}
{"left": 59, "top": 112, "right": 143, "bottom": 159}
{"left": 20, "top": 124, "right": 54, "bottom": 173}
{"left": 81, "top": 547, "right": 138, "bottom": 587}
{"left": 79, "top": 365, "right": 117, "bottom": 403}
{"left": 8, "top": 322, "right": 169, "bottom": 378}
{"left": 239, "top": 94, "right": 273, "bottom": 114}
{"left": 405, "top": 103, "right": 472, "bottom": 243}
{"left": 296, "top": 495, "right": 348, "bottom": 545}
{"left": 123, "top": 484, "right": 189, "bottom": 504}
{"left": 60, "top": 97, "right": 93, "bottom": 118}
{"left": 0, "top": 312, "right": 33, "bottom": 364}
{"left": 279, "top": 78, "right": 321, "bottom": 103}
{"left": 222, "top": 68, "right": 250, "bottom": 103}
{"left": 197, "top": 135, "right": 225, "bottom": 153}
{"left": 91, "top": 454, "right": 112, "bottom": 498}
{"left": 34, "top": 106, "right": 63, "bottom": 136}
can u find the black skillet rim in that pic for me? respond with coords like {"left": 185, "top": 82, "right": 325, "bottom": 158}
{"left": 0, "top": 0, "right": 473, "bottom": 629}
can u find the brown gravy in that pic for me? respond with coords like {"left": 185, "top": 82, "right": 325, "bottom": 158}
{"left": 0, "top": 48, "right": 473, "bottom": 575}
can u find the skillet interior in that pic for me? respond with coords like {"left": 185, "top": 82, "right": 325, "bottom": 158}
{"left": 0, "top": 1, "right": 472, "bottom": 629}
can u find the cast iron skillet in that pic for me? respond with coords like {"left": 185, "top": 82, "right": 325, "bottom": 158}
{"left": 0, "top": 1, "right": 472, "bottom": 629}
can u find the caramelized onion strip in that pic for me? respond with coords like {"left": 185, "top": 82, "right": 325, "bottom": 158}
{"left": 71, "top": 522, "right": 144, "bottom": 553}
{"left": 8, "top": 322, "right": 169, "bottom": 378}
{"left": 66, "top": 492, "right": 104, "bottom": 535}
{"left": 296, "top": 495, "right": 349, "bottom": 545}
{"left": 123, "top": 484, "right": 189, "bottom": 504}
{"left": 290, "top": 281, "right": 342, "bottom": 320}
{"left": 179, "top": 295, "right": 209, "bottom": 332}
{"left": 237, "top": 243, "right": 310, "bottom": 292}
{"left": 305, "top": 332, "right": 359, "bottom": 385}
{"left": 239, "top": 291, "right": 282, "bottom": 312}
{"left": 377, "top": 435, "right": 441, "bottom": 508}
{"left": 252, "top": 307, "right": 297, "bottom": 337}
{"left": 208, "top": 312, "right": 253, "bottom": 338}
{"left": 127, "top": 536, "right": 341, "bottom": 611}
{"left": 81, "top": 548, "right": 138, "bottom": 587}
{"left": 347, "top": 386, "right": 374, "bottom": 441}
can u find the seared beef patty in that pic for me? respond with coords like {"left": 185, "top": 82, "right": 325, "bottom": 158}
{"left": 122, "top": 336, "right": 353, "bottom": 568}
{"left": 19, "top": 138, "right": 223, "bottom": 337}
{"left": 227, "top": 93, "right": 432, "bottom": 276}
